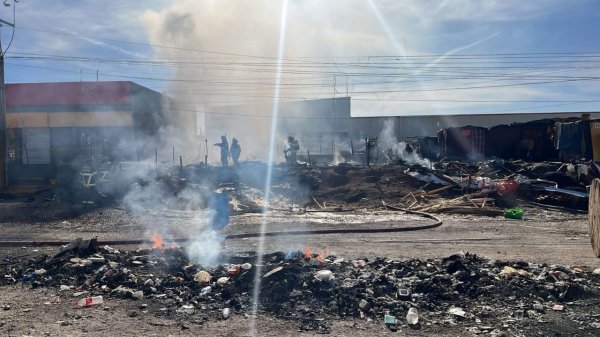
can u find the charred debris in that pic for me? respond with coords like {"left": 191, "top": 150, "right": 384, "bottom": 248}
{"left": 34, "top": 156, "right": 596, "bottom": 218}
{"left": 2, "top": 239, "right": 600, "bottom": 335}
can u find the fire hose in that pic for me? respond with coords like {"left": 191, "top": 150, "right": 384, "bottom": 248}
{"left": 0, "top": 203, "right": 442, "bottom": 247}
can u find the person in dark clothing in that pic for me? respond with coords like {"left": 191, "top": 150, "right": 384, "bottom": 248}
{"left": 230, "top": 138, "right": 241, "bottom": 166}
{"left": 284, "top": 136, "right": 300, "bottom": 164}
{"left": 214, "top": 135, "right": 229, "bottom": 167}
{"left": 365, "top": 137, "right": 377, "bottom": 166}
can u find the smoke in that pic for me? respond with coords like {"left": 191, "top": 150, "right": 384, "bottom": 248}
{"left": 187, "top": 230, "right": 223, "bottom": 266}
{"left": 377, "top": 119, "right": 432, "bottom": 168}
{"left": 129, "top": 1, "right": 372, "bottom": 265}
{"left": 333, "top": 138, "right": 352, "bottom": 164}
{"left": 138, "top": 1, "right": 381, "bottom": 163}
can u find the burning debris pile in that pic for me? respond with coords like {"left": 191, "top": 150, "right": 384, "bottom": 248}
{"left": 2, "top": 239, "right": 600, "bottom": 335}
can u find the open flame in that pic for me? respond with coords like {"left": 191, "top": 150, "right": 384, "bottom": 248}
{"left": 304, "top": 245, "right": 331, "bottom": 264}
{"left": 150, "top": 234, "right": 177, "bottom": 251}
{"left": 151, "top": 234, "right": 164, "bottom": 250}
{"left": 304, "top": 246, "right": 312, "bottom": 259}
{"left": 316, "top": 247, "right": 331, "bottom": 263}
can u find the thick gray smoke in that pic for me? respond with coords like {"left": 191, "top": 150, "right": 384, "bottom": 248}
{"left": 131, "top": 1, "right": 383, "bottom": 264}
{"left": 138, "top": 1, "right": 387, "bottom": 164}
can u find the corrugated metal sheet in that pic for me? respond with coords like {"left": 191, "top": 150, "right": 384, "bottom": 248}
{"left": 22, "top": 128, "right": 51, "bottom": 164}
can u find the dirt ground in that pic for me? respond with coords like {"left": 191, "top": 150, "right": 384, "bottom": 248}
{"left": 0, "top": 198, "right": 597, "bottom": 336}
{"left": 0, "top": 161, "right": 597, "bottom": 336}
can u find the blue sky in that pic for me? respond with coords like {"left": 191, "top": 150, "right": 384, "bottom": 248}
{"left": 2, "top": 0, "right": 600, "bottom": 116}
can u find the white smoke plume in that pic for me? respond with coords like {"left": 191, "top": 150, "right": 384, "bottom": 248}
{"left": 187, "top": 229, "right": 223, "bottom": 267}
{"left": 378, "top": 119, "right": 432, "bottom": 168}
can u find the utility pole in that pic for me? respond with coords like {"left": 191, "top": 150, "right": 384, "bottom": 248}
{"left": 0, "top": 44, "right": 6, "bottom": 189}
{"left": 0, "top": 1, "right": 17, "bottom": 189}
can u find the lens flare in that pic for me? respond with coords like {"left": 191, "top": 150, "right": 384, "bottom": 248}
{"left": 249, "top": 1, "right": 289, "bottom": 335}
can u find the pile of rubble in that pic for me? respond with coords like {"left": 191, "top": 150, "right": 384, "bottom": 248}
{"left": 2, "top": 238, "right": 600, "bottom": 335}
{"left": 385, "top": 159, "right": 594, "bottom": 215}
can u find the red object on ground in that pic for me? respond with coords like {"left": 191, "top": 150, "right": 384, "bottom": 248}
{"left": 497, "top": 180, "right": 519, "bottom": 195}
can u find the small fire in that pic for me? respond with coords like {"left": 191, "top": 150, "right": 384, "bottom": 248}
{"left": 150, "top": 234, "right": 177, "bottom": 251}
{"left": 151, "top": 234, "right": 164, "bottom": 250}
{"left": 304, "top": 246, "right": 312, "bottom": 259}
{"left": 304, "top": 245, "right": 331, "bottom": 264}
{"left": 316, "top": 247, "right": 331, "bottom": 263}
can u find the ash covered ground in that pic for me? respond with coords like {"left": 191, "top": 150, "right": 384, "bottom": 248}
{"left": 0, "top": 163, "right": 598, "bottom": 336}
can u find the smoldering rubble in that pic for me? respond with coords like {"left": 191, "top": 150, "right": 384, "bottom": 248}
{"left": 2, "top": 240, "right": 600, "bottom": 336}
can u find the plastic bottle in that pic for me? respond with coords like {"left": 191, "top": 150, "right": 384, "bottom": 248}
{"left": 19, "top": 268, "right": 47, "bottom": 282}
{"left": 76, "top": 296, "right": 104, "bottom": 307}
{"left": 406, "top": 307, "right": 419, "bottom": 325}
{"left": 200, "top": 286, "right": 212, "bottom": 296}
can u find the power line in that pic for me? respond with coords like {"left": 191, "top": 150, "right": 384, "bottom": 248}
{"left": 14, "top": 25, "right": 600, "bottom": 61}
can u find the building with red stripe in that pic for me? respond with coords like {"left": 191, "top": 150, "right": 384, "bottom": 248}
{"left": 5, "top": 81, "right": 165, "bottom": 186}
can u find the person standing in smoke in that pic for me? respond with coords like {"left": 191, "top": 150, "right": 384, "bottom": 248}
{"left": 230, "top": 138, "right": 241, "bottom": 166}
{"left": 365, "top": 137, "right": 377, "bottom": 166}
{"left": 214, "top": 135, "right": 229, "bottom": 167}
{"left": 284, "top": 136, "right": 300, "bottom": 165}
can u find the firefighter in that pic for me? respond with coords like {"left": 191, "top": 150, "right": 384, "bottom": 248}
{"left": 230, "top": 138, "right": 241, "bottom": 166}
{"left": 214, "top": 135, "right": 229, "bottom": 167}
{"left": 284, "top": 136, "right": 300, "bottom": 164}
{"left": 365, "top": 137, "right": 377, "bottom": 166}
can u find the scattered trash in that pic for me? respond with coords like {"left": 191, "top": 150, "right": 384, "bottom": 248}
{"left": 500, "top": 266, "right": 518, "bottom": 277}
{"left": 194, "top": 271, "right": 211, "bottom": 284}
{"left": 227, "top": 265, "right": 240, "bottom": 276}
{"left": 20, "top": 268, "right": 46, "bottom": 282}
{"left": 88, "top": 256, "right": 105, "bottom": 264}
{"left": 3, "top": 242, "right": 599, "bottom": 335}
{"left": 503, "top": 207, "right": 524, "bottom": 219}
{"left": 448, "top": 307, "right": 466, "bottom": 318}
{"left": 200, "top": 286, "right": 212, "bottom": 296}
{"left": 222, "top": 308, "right": 230, "bottom": 319}
{"left": 351, "top": 260, "right": 366, "bottom": 268}
{"left": 263, "top": 266, "right": 283, "bottom": 278}
{"left": 532, "top": 303, "right": 544, "bottom": 312}
{"left": 396, "top": 287, "right": 410, "bottom": 300}
{"left": 314, "top": 270, "right": 334, "bottom": 281}
{"left": 383, "top": 314, "right": 397, "bottom": 325}
{"left": 406, "top": 307, "right": 419, "bottom": 325}
{"left": 176, "top": 304, "right": 195, "bottom": 315}
{"left": 76, "top": 296, "right": 104, "bottom": 307}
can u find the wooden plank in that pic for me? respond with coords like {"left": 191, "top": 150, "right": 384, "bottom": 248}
{"left": 589, "top": 179, "right": 600, "bottom": 257}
